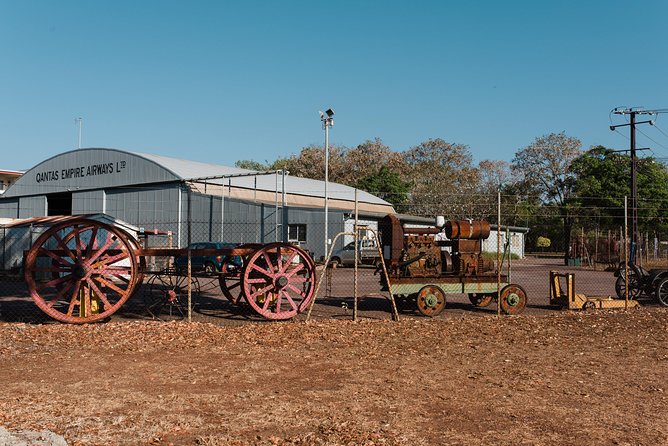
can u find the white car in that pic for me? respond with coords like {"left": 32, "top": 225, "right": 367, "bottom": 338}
{"left": 329, "top": 239, "right": 381, "bottom": 268}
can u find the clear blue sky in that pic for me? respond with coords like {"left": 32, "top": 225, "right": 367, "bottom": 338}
{"left": 1, "top": 0, "right": 667, "bottom": 171}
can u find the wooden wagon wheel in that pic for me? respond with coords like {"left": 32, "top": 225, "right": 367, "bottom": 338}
{"left": 144, "top": 272, "right": 199, "bottom": 321}
{"left": 24, "top": 219, "right": 140, "bottom": 323}
{"left": 218, "top": 243, "right": 262, "bottom": 305}
{"left": 499, "top": 284, "right": 527, "bottom": 315}
{"left": 416, "top": 285, "right": 446, "bottom": 317}
{"left": 468, "top": 293, "right": 494, "bottom": 307}
{"left": 242, "top": 242, "right": 316, "bottom": 320}
{"left": 51, "top": 222, "right": 145, "bottom": 291}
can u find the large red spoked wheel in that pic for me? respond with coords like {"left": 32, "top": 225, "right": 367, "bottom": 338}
{"left": 24, "top": 219, "right": 140, "bottom": 323}
{"left": 218, "top": 243, "right": 262, "bottom": 305}
{"left": 242, "top": 243, "right": 316, "bottom": 320}
{"left": 499, "top": 284, "right": 527, "bottom": 315}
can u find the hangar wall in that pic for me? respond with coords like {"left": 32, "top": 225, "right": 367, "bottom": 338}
{"left": 0, "top": 148, "right": 390, "bottom": 258}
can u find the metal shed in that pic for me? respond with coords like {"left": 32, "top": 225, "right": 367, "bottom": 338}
{"left": 0, "top": 148, "right": 395, "bottom": 259}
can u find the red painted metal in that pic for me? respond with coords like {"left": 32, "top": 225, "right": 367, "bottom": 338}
{"left": 242, "top": 242, "right": 316, "bottom": 320}
{"left": 24, "top": 218, "right": 139, "bottom": 324}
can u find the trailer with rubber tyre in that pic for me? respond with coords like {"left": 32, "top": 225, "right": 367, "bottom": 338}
{"left": 378, "top": 214, "right": 527, "bottom": 317}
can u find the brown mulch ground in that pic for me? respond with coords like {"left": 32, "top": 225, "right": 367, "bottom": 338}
{"left": 1, "top": 309, "right": 667, "bottom": 445}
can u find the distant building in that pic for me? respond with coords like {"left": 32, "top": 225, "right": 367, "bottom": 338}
{"left": 0, "top": 169, "right": 23, "bottom": 195}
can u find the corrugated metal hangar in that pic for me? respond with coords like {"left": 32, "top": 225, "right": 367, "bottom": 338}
{"left": 0, "top": 148, "right": 395, "bottom": 259}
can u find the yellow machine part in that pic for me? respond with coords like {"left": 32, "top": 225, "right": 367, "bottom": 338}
{"left": 79, "top": 288, "right": 102, "bottom": 317}
{"left": 549, "top": 270, "right": 640, "bottom": 310}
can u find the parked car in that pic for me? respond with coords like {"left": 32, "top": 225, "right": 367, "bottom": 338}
{"left": 329, "top": 239, "right": 381, "bottom": 268}
{"left": 173, "top": 242, "right": 242, "bottom": 273}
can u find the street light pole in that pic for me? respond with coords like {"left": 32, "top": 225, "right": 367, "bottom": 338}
{"left": 75, "top": 117, "right": 83, "bottom": 149}
{"left": 320, "top": 109, "right": 335, "bottom": 260}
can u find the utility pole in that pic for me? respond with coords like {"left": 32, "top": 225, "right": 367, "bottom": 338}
{"left": 610, "top": 107, "right": 655, "bottom": 262}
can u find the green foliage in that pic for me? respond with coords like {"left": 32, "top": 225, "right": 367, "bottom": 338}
{"left": 235, "top": 159, "right": 270, "bottom": 171}
{"left": 570, "top": 146, "right": 668, "bottom": 233}
{"left": 355, "top": 166, "right": 411, "bottom": 211}
{"left": 536, "top": 236, "right": 551, "bottom": 248}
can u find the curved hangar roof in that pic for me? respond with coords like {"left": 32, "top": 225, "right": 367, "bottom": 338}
{"left": 5, "top": 148, "right": 395, "bottom": 215}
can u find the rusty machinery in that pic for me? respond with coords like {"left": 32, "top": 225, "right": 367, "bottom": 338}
{"left": 378, "top": 214, "right": 527, "bottom": 316}
{"left": 23, "top": 218, "right": 316, "bottom": 323}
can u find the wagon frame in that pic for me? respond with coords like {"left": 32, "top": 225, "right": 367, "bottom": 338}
{"left": 23, "top": 217, "right": 317, "bottom": 323}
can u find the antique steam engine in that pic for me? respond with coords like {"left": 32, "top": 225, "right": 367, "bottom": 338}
{"left": 378, "top": 214, "right": 527, "bottom": 316}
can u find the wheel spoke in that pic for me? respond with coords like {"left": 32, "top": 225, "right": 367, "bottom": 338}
{"left": 249, "top": 285, "right": 273, "bottom": 301}
{"left": 52, "top": 232, "right": 77, "bottom": 262}
{"left": 262, "top": 251, "right": 277, "bottom": 272}
{"left": 66, "top": 281, "right": 82, "bottom": 316}
{"left": 87, "top": 234, "right": 117, "bottom": 264}
{"left": 282, "top": 291, "right": 298, "bottom": 311}
{"left": 226, "top": 280, "right": 240, "bottom": 290}
{"left": 32, "top": 266, "right": 73, "bottom": 273}
{"left": 279, "top": 250, "right": 298, "bottom": 274}
{"left": 36, "top": 274, "right": 73, "bottom": 292}
{"left": 261, "top": 292, "right": 273, "bottom": 311}
{"left": 37, "top": 248, "right": 73, "bottom": 267}
{"left": 249, "top": 262, "right": 273, "bottom": 278}
{"left": 84, "top": 226, "right": 99, "bottom": 259}
{"left": 95, "top": 275, "right": 127, "bottom": 296}
{"left": 74, "top": 227, "right": 84, "bottom": 258}
{"left": 94, "top": 251, "right": 130, "bottom": 268}
{"left": 46, "top": 281, "right": 76, "bottom": 308}
{"left": 88, "top": 279, "right": 113, "bottom": 309}
{"left": 98, "top": 265, "right": 132, "bottom": 276}
{"left": 285, "top": 263, "right": 306, "bottom": 278}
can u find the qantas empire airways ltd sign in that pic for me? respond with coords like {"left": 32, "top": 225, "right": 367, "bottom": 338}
{"left": 35, "top": 161, "right": 127, "bottom": 184}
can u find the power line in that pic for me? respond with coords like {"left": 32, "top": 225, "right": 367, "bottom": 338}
{"left": 652, "top": 122, "right": 668, "bottom": 141}
{"left": 636, "top": 126, "right": 668, "bottom": 151}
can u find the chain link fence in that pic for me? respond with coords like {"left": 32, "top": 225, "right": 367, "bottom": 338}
{"left": 1, "top": 190, "right": 665, "bottom": 325}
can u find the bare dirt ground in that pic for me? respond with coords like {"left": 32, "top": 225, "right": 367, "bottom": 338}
{"left": 1, "top": 309, "right": 667, "bottom": 446}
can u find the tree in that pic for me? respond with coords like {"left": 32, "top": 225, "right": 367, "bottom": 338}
{"left": 355, "top": 166, "right": 411, "bottom": 211}
{"left": 276, "top": 144, "right": 347, "bottom": 182}
{"left": 570, "top": 145, "right": 668, "bottom": 234}
{"left": 403, "top": 138, "right": 479, "bottom": 217}
{"left": 235, "top": 160, "right": 270, "bottom": 171}
{"left": 339, "top": 138, "right": 408, "bottom": 186}
{"left": 477, "top": 159, "right": 513, "bottom": 194}
{"left": 512, "top": 132, "right": 582, "bottom": 264}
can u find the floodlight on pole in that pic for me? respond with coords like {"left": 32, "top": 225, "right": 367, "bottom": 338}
{"left": 320, "top": 108, "right": 334, "bottom": 260}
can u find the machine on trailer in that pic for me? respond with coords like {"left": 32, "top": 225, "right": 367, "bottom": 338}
{"left": 378, "top": 214, "right": 527, "bottom": 316}
{"left": 23, "top": 218, "right": 316, "bottom": 323}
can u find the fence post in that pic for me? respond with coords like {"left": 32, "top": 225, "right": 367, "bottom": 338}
{"left": 624, "top": 196, "right": 628, "bottom": 309}
{"left": 497, "top": 190, "right": 501, "bottom": 316}
{"left": 353, "top": 189, "right": 359, "bottom": 322}
{"left": 187, "top": 185, "right": 192, "bottom": 323}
